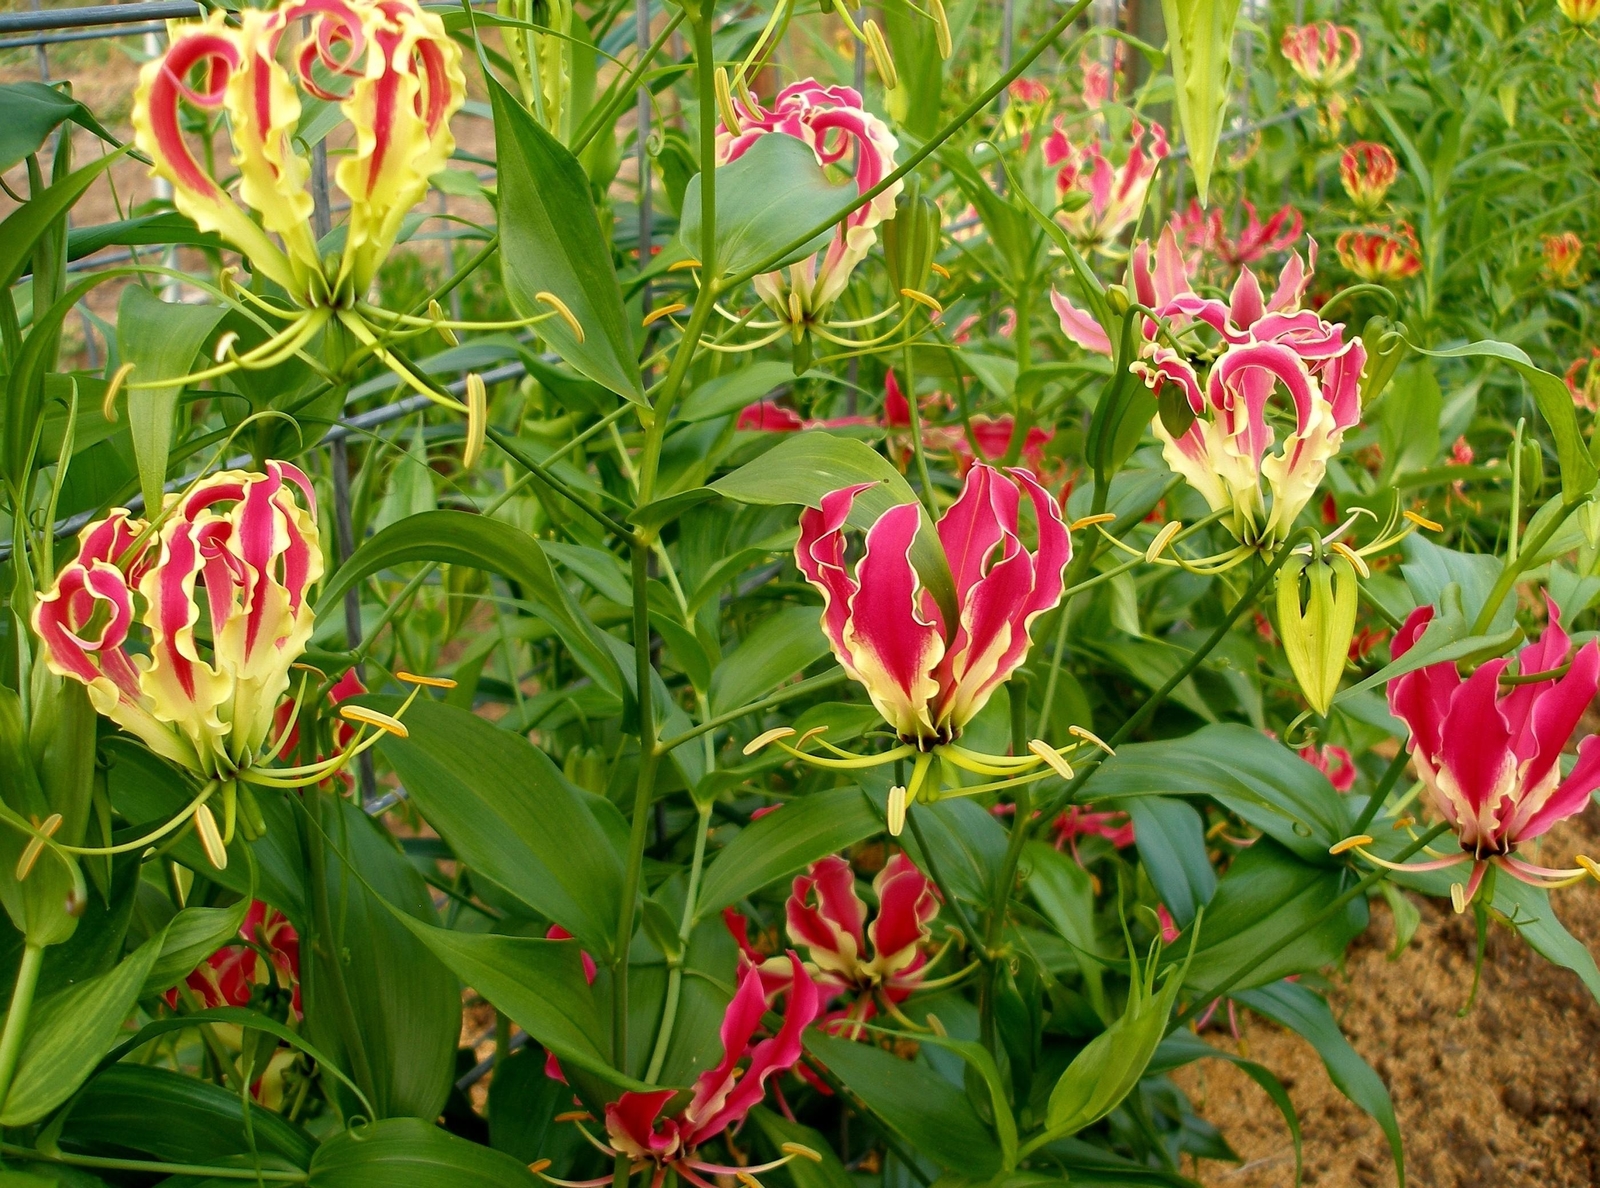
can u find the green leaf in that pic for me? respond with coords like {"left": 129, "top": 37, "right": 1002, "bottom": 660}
{"left": 140, "top": 897, "right": 251, "bottom": 998}
{"left": 1236, "top": 981, "right": 1404, "bottom": 1186}
{"left": 746, "top": 1107, "right": 857, "bottom": 1188}
{"left": 491, "top": 74, "right": 643, "bottom": 405}
{"left": 1495, "top": 879, "right": 1600, "bottom": 1005}
{"left": 900, "top": 797, "right": 1009, "bottom": 908}
{"left": 1022, "top": 841, "right": 1106, "bottom": 1010}
{"left": 0, "top": 83, "right": 122, "bottom": 174}
{"left": 317, "top": 510, "right": 625, "bottom": 699}
{"left": 708, "top": 606, "right": 831, "bottom": 715}
{"left": 1091, "top": 724, "right": 1349, "bottom": 861}
{"left": 680, "top": 134, "right": 849, "bottom": 277}
{"left": 1125, "top": 797, "right": 1216, "bottom": 926}
{"left": 805, "top": 1031, "right": 1002, "bottom": 1176}
{"left": 0, "top": 151, "right": 119, "bottom": 289}
{"left": 1337, "top": 580, "right": 1519, "bottom": 702}
{"left": 57, "top": 1064, "right": 315, "bottom": 1168}
{"left": 1159, "top": 0, "right": 1243, "bottom": 202}
{"left": 487, "top": 1047, "right": 588, "bottom": 1171}
{"left": 880, "top": 0, "right": 945, "bottom": 140}
{"left": 1148, "top": 1030, "right": 1301, "bottom": 1185}
{"left": 371, "top": 697, "right": 624, "bottom": 958}
{"left": 902, "top": 1031, "right": 1018, "bottom": 1169}
{"left": 1, "top": 933, "right": 162, "bottom": 1125}
{"left": 1410, "top": 338, "right": 1596, "bottom": 501}
{"left": 696, "top": 787, "right": 881, "bottom": 919}
{"left": 115, "top": 286, "right": 226, "bottom": 514}
{"left": 1173, "top": 840, "right": 1366, "bottom": 994}
{"left": 712, "top": 431, "right": 957, "bottom": 625}
{"left": 309, "top": 1117, "right": 542, "bottom": 1187}
{"left": 678, "top": 361, "right": 801, "bottom": 423}
{"left": 1378, "top": 361, "right": 1442, "bottom": 481}
{"left": 67, "top": 212, "right": 224, "bottom": 262}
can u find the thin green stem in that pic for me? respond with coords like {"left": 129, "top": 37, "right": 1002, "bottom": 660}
{"left": 1351, "top": 749, "right": 1412, "bottom": 836}
{"left": 0, "top": 944, "right": 43, "bottom": 1110}
{"left": 0, "top": 1145, "right": 306, "bottom": 1182}
{"left": 905, "top": 804, "right": 985, "bottom": 960}
{"left": 571, "top": 10, "right": 687, "bottom": 156}
{"left": 653, "top": 668, "right": 848, "bottom": 756}
{"left": 487, "top": 425, "right": 636, "bottom": 541}
{"left": 644, "top": 800, "right": 712, "bottom": 1083}
{"left": 979, "top": 679, "right": 1034, "bottom": 1051}
{"left": 1470, "top": 494, "right": 1588, "bottom": 637}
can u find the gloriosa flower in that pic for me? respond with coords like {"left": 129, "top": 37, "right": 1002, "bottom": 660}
{"left": 1044, "top": 116, "right": 1169, "bottom": 252}
{"left": 1280, "top": 22, "right": 1361, "bottom": 133}
{"left": 751, "top": 464, "right": 1088, "bottom": 835}
{"left": 786, "top": 854, "right": 938, "bottom": 999}
{"left": 1559, "top": 0, "right": 1600, "bottom": 26}
{"left": 1566, "top": 347, "right": 1600, "bottom": 411}
{"left": 1052, "top": 804, "right": 1135, "bottom": 858}
{"left": 717, "top": 81, "right": 904, "bottom": 335}
{"left": 1355, "top": 601, "right": 1600, "bottom": 910}
{"left": 1299, "top": 743, "right": 1356, "bottom": 792}
{"left": 1336, "top": 224, "right": 1422, "bottom": 281}
{"left": 547, "top": 961, "right": 821, "bottom": 1187}
{"left": 170, "top": 900, "right": 301, "bottom": 1016}
{"left": 1339, "top": 142, "right": 1398, "bottom": 211}
{"left": 1054, "top": 229, "right": 1367, "bottom": 552}
{"left": 1543, "top": 232, "right": 1584, "bottom": 284}
{"left": 1169, "top": 198, "right": 1303, "bottom": 272}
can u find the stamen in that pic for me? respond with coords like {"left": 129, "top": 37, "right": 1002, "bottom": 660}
{"left": 555, "top": 1111, "right": 592, "bottom": 1123}
{"left": 863, "top": 18, "right": 898, "bottom": 89}
{"left": 398, "top": 671, "right": 459, "bottom": 689}
{"left": 925, "top": 1012, "right": 947, "bottom": 1037}
{"left": 535, "top": 293, "right": 585, "bottom": 343}
{"left": 1403, "top": 509, "right": 1443, "bottom": 532}
{"left": 899, "top": 288, "right": 943, "bottom": 313}
{"left": 744, "top": 726, "right": 796, "bottom": 755}
{"left": 669, "top": 259, "right": 702, "bottom": 271}
{"left": 1070, "top": 512, "right": 1117, "bottom": 531}
{"left": 340, "top": 705, "right": 410, "bottom": 738}
{"left": 795, "top": 724, "right": 830, "bottom": 749}
{"left": 1329, "top": 834, "right": 1374, "bottom": 855}
{"left": 1450, "top": 882, "right": 1467, "bottom": 914}
{"left": 736, "top": 1173, "right": 763, "bottom": 1188}
{"left": 463, "top": 373, "right": 488, "bottom": 470}
{"left": 929, "top": 0, "right": 953, "bottom": 57}
{"left": 529, "top": 1161, "right": 553, "bottom": 1174}
{"left": 887, "top": 784, "right": 908, "bottom": 837}
{"left": 714, "top": 66, "right": 742, "bottom": 134}
{"left": 212, "top": 330, "right": 240, "bottom": 363}
{"left": 1327, "top": 539, "right": 1370, "bottom": 578}
{"left": 644, "top": 303, "right": 687, "bottom": 327}
{"left": 781, "top": 1143, "right": 822, "bottom": 1163}
{"left": 1578, "top": 855, "right": 1600, "bottom": 882}
{"left": 15, "top": 813, "right": 61, "bottom": 881}
{"left": 1028, "top": 739, "right": 1074, "bottom": 781}
{"left": 102, "top": 362, "right": 134, "bottom": 422}
{"left": 196, "top": 802, "right": 229, "bottom": 870}
{"left": 1068, "top": 724, "right": 1115, "bottom": 755}
{"left": 930, "top": 262, "right": 951, "bottom": 279}
{"left": 1145, "top": 520, "right": 1183, "bottom": 562}
{"left": 429, "top": 300, "right": 460, "bottom": 346}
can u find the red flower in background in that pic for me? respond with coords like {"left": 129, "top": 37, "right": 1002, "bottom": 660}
{"left": 1336, "top": 224, "right": 1421, "bottom": 281}
{"left": 169, "top": 900, "right": 301, "bottom": 1016}
{"left": 543, "top": 925, "right": 597, "bottom": 1082}
{"left": 1170, "top": 199, "right": 1303, "bottom": 271}
{"left": 1566, "top": 348, "right": 1600, "bottom": 411}
{"left": 1544, "top": 232, "right": 1584, "bottom": 284}
{"left": 1298, "top": 743, "right": 1356, "bottom": 792}
{"left": 1340, "top": 142, "right": 1398, "bottom": 210}
{"left": 1052, "top": 804, "right": 1135, "bottom": 860}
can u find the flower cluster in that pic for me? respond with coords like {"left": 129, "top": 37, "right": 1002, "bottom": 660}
{"left": 716, "top": 81, "right": 904, "bottom": 335}
{"left": 1054, "top": 229, "right": 1367, "bottom": 552}
{"left": 1044, "top": 116, "right": 1169, "bottom": 252}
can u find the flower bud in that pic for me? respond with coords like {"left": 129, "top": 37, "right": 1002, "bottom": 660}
{"left": 882, "top": 182, "right": 941, "bottom": 300}
{"left": 1358, "top": 316, "right": 1408, "bottom": 405}
{"left": 1105, "top": 283, "right": 1130, "bottom": 315}
{"left": 1277, "top": 552, "right": 1358, "bottom": 716}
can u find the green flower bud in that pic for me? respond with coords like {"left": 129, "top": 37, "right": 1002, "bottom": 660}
{"left": 1277, "top": 552, "right": 1359, "bottom": 716}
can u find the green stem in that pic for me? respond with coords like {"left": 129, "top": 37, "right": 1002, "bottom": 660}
{"left": 0, "top": 1145, "right": 306, "bottom": 1183}
{"left": 653, "top": 668, "right": 848, "bottom": 755}
{"left": 571, "top": 10, "right": 687, "bottom": 156}
{"left": 1470, "top": 494, "right": 1587, "bottom": 637}
{"left": 905, "top": 804, "right": 985, "bottom": 959}
{"left": 0, "top": 944, "right": 43, "bottom": 1111}
{"left": 1351, "top": 749, "right": 1411, "bottom": 836}
{"left": 900, "top": 336, "right": 937, "bottom": 516}
{"left": 979, "top": 679, "right": 1034, "bottom": 1051}
{"left": 644, "top": 800, "right": 712, "bottom": 1083}
{"left": 487, "top": 425, "right": 636, "bottom": 541}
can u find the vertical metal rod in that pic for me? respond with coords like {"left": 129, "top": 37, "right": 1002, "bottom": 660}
{"left": 998, "top": 0, "right": 1015, "bottom": 114}
{"left": 635, "top": 0, "right": 653, "bottom": 325}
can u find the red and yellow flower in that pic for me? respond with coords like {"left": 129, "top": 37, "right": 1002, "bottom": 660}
{"left": 1566, "top": 347, "right": 1600, "bottom": 411}
{"left": 1043, "top": 116, "right": 1169, "bottom": 252}
{"left": 1336, "top": 223, "right": 1422, "bottom": 282}
{"left": 1281, "top": 22, "right": 1361, "bottom": 132}
{"left": 1543, "top": 232, "right": 1584, "bottom": 284}
{"left": 1339, "top": 142, "right": 1398, "bottom": 211}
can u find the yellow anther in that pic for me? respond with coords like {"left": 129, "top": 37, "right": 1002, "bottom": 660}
{"left": 1578, "top": 855, "right": 1600, "bottom": 882}
{"left": 925, "top": 1012, "right": 947, "bottom": 1037}
{"left": 796, "top": 724, "right": 830, "bottom": 748}
{"left": 929, "top": 0, "right": 952, "bottom": 57}
{"left": 1145, "top": 520, "right": 1183, "bottom": 562}
{"left": 528, "top": 1160, "right": 553, "bottom": 1175}
{"left": 398, "top": 671, "right": 458, "bottom": 689}
{"left": 196, "top": 802, "right": 229, "bottom": 871}
{"left": 1391, "top": 814, "right": 1415, "bottom": 829}
{"left": 737, "top": 1174, "right": 763, "bottom": 1188}
{"left": 714, "top": 66, "right": 742, "bottom": 135}
{"left": 429, "top": 300, "right": 460, "bottom": 347}
{"left": 340, "top": 705, "right": 410, "bottom": 738}
{"left": 744, "top": 726, "right": 796, "bottom": 756}
{"left": 1068, "top": 724, "right": 1115, "bottom": 755}
{"left": 863, "top": 18, "right": 898, "bottom": 90}
{"left": 1403, "top": 509, "right": 1443, "bottom": 532}
{"left": 643, "top": 303, "right": 687, "bottom": 327}
{"left": 1328, "top": 539, "right": 1370, "bottom": 578}
{"left": 535, "top": 292, "right": 585, "bottom": 343}
{"left": 669, "top": 258, "right": 702, "bottom": 271}
{"left": 887, "top": 784, "right": 908, "bottom": 837}
{"left": 1449, "top": 882, "right": 1468, "bottom": 914}
{"left": 463, "top": 373, "right": 487, "bottom": 470}
{"left": 782, "top": 1143, "right": 823, "bottom": 1163}
{"left": 554, "top": 1111, "right": 592, "bottom": 1123}
{"left": 102, "top": 362, "right": 134, "bottom": 422}
{"left": 930, "top": 262, "right": 951, "bottom": 279}
{"left": 1028, "top": 739, "right": 1075, "bottom": 781}
{"left": 1070, "top": 513, "right": 1117, "bottom": 531}
{"left": 899, "top": 288, "right": 943, "bottom": 313}
{"left": 1328, "top": 834, "right": 1373, "bottom": 855}
{"left": 212, "top": 330, "right": 240, "bottom": 363}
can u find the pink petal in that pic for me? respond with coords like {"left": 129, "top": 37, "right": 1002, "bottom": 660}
{"left": 1050, "top": 289, "right": 1113, "bottom": 356}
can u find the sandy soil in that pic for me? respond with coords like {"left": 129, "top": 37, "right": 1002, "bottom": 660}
{"left": 1177, "top": 803, "right": 1600, "bottom": 1188}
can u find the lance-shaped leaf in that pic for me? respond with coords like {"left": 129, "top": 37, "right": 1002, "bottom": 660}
{"left": 1160, "top": 0, "right": 1242, "bottom": 204}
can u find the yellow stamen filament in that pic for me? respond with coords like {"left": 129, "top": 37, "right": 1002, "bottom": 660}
{"left": 196, "top": 802, "right": 228, "bottom": 870}
{"left": 212, "top": 330, "right": 240, "bottom": 363}
{"left": 463, "top": 373, "right": 488, "bottom": 470}
{"left": 863, "top": 19, "right": 898, "bottom": 89}
{"left": 428, "top": 300, "right": 460, "bottom": 346}
{"left": 669, "top": 259, "right": 702, "bottom": 271}
{"left": 1028, "top": 739, "right": 1074, "bottom": 781}
{"left": 1403, "top": 509, "right": 1443, "bottom": 532}
{"left": 1328, "top": 539, "right": 1370, "bottom": 578}
{"left": 887, "top": 784, "right": 908, "bottom": 836}
{"left": 340, "top": 705, "right": 410, "bottom": 738}
{"left": 1069, "top": 724, "right": 1115, "bottom": 755}
{"left": 929, "top": 0, "right": 953, "bottom": 57}
{"left": 930, "top": 262, "right": 951, "bottom": 279}
{"left": 102, "top": 362, "right": 134, "bottom": 422}
{"left": 1070, "top": 513, "right": 1117, "bottom": 531}
{"left": 1145, "top": 520, "right": 1183, "bottom": 562}
{"left": 643, "top": 303, "right": 687, "bottom": 327}
{"left": 744, "top": 726, "right": 796, "bottom": 756}
{"left": 900, "top": 288, "right": 943, "bottom": 313}
{"left": 535, "top": 292, "right": 585, "bottom": 343}
{"left": 398, "top": 671, "right": 458, "bottom": 689}
{"left": 1328, "top": 834, "right": 1374, "bottom": 855}
{"left": 15, "top": 813, "right": 63, "bottom": 881}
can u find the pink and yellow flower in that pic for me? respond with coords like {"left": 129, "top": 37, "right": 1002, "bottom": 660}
{"left": 784, "top": 854, "right": 937, "bottom": 999}
{"left": 1339, "top": 142, "right": 1398, "bottom": 211}
{"left": 1281, "top": 22, "right": 1361, "bottom": 133}
{"left": 1566, "top": 348, "right": 1600, "bottom": 411}
{"left": 1298, "top": 743, "right": 1356, "bottom": 792}
{"left": 1544, "top": 232, "right": 1584, "bottom": 284}
{"left": 717, "top": 80, "right": 903, "bottom": 332}
{"left": 1336, "top": 223, "right": 1422, "bottom": 282}
{"left": 1375, "top": 601, "right": 1600, "bottom": 908}
{"left": 1054, "top": 229, "right": 1366, "bottom": 551}
{"left": 1044, "top": 116, "right": 1169, "bottom": 251}
{"left": 1169, "top": 199, "right": 1303, "bottom": 272}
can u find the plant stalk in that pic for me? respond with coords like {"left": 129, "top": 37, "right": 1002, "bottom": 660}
{"left": 0, "top": 943, "right": 43, "bottom": 1112}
